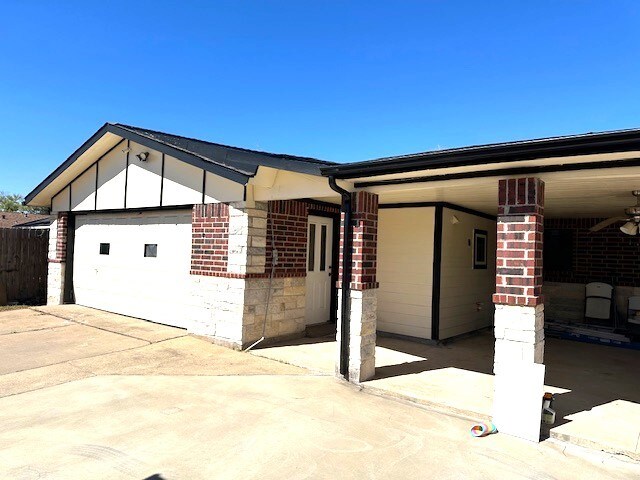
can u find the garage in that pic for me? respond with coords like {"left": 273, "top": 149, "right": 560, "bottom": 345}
{"left": 73, "top": 210, "right": 193, "bottom": 329}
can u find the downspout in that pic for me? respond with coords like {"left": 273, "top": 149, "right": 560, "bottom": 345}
{"left": 328, "top": 176, "right": 352, "bottom": 379}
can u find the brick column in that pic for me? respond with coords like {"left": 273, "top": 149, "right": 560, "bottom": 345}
{"left": 189, "top": 201, "right": 268, "bottom": 347}
{"left": 337, "top": 191, "right": 379, "bottom": 383}
{"left": 47, "top": 212, "right": 68, "bottom": 305}
{"left": 492, "top": 177, "right": 545, "bottom": 442}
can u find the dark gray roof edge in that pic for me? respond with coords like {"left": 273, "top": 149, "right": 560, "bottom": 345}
{"left": 321, "top": 127, "right": 640, "bottom": 178}
{"left": 25, "top": 123, "right": 111, "bottom": 204}
{"left": 108, "top": 124, "right": 253, "bottom": 181}
{"left": 13, "top": 216, "right": 55, "bottom": 227}
{"left": 115, "top": 123, "right": 337, "bottom": 167}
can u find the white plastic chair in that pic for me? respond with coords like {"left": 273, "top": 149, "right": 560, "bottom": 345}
{"left": 628, "top": 296, "right": 640, "bottom": 327}
{"left": 584, "top": 282, "right": 614, "bottom": 323}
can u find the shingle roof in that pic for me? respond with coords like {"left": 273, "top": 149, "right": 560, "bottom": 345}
{"left": 0, "top": 212, "right": 51, "bottom": 228}
{"left": 114, "top": 123, "right": 337, "bottom": 177}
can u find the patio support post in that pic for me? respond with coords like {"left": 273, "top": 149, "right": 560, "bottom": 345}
{"left": 492, "top": 177, "right": 546, "bottom": 442}
{"left": 336, "top": 191, "right": 379, "bottom": 383}
{"left": 47, "top": 212, "right": 69, "bottom": 305}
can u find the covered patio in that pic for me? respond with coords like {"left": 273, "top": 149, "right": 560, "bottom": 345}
{"left": 301, "top": 130, "right": 640, "bottom": 449}
{"left": 251, "top": 330, "right": 640, "bottom": 458}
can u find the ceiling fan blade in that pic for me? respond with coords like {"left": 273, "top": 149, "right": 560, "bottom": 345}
{"left": 589, "top": 217, "right": 628, "bottom": 232}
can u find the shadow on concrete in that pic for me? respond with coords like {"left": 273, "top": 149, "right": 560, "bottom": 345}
{"left": 373, "top": 330, "right": 495, "bottom": 380}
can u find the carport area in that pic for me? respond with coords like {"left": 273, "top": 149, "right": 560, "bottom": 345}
{"left": 252, "top": 330, "right": 640, "bottom": 457}
{"left": 270, "top": 150, "right": 640, "bottom": 452}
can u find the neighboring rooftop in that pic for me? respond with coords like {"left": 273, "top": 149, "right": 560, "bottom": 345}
{"left": 0, "top": 212, "right": 52, "bottom": 229}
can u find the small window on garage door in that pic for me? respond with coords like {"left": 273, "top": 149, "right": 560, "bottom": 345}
{"left": 99, "top": 243, "right": 110, "bottom": 255}
{"left": 144, "top": 244, "right": 158, "bottom": 258}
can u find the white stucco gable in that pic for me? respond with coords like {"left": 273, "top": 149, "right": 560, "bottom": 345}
{"left": 50, "top": 140, "right": 246, "bottom": 213}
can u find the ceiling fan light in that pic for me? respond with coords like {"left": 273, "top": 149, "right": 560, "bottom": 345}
{"left": 620, "top": 221, "right": 638, "bottom": 235}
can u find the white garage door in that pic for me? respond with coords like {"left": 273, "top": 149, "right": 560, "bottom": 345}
{"left": 73, "top": 210, "right": 193, "bottom": 329}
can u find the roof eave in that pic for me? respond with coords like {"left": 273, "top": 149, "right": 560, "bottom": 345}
{"left": 321, "top": 130, "right": 640, "bottom": 179}
{"left": 25, "top": 123, "right": 252, "bottom": 205}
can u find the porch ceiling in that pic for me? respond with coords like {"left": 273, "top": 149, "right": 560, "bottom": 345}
{"left": 366, "top": 165, "right": 640, "bottom": 219}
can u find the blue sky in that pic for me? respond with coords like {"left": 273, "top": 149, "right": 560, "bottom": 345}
{"left": 1, "top": 1, "right": 640, "bottom": 195}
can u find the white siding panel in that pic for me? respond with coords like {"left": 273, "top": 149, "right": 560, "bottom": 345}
{"left": 70, "top": 165, "right": 96, "bottom": 211}
{"left": 162, "top": 156, "right": 203, "bottom": 206}
{"left": 51, "top": 186, "right": 70, "bottom": 213}
{"left": 204, "top": 171, "right": 244, "bottom": 203}
{"left": 96, "top": 145, "right": 127, "bottom": 210}
{"left": 438, "top": 208, "right": 497, "bottom": 340}
{"left": 377, "top": 207, "right": 435, "bottom": 339}
{"left": 126, "top": 142, "right": 162, "bottom": 208}
{"left": 73, "top": 210, "right": 193, "bottom": 328}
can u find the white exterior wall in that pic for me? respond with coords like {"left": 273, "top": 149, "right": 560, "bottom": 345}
{"left": 96, "top": 145, "right": 127, "bottom": 210}
{"left": 439, "top": 208, "right": 497, "bottom": 339}
{"left": 205, "top": 172, "right": 244, "bottom": 203}
{"left": 52, "top": 186, "right": 70, "bottom": 213}
{"left": 377, "top": 207, "right": 435, "bottom": 338}
{"left": 51, "top": 141, "right": 245, "bottom": 214}
{"left": 71, "top": 209, "right": 249, "bottom": 347}
{"left": 126, "top": 142, "right": 163, "bottom": 208}
{"left": 162, "top": 155, "right": 202, "bottom": 206}
{"left": 70, "top": 165, "right": 96, "bottom": 211}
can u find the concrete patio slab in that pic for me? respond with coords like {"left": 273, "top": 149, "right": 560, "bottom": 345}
{"left": 0, "top": 323, "right": 147, "bottom": 374}
{"left": 0, "top": 308, "right": 71, "bottom": 334}
{"left": 0, "top": 374, "right": 637, "bottom": 480}
{"left": 251, "top": 335, "right": 427, "bottom": 375}
{"left": 69, "top": 336, "right": 308, "bottom": 377}
{"left": 251, "top": 330, "right": 640, "bottom": 453}
{"left": 365, "top": 367, "right": 495, "bottom": 421}
{"left": 551, "top": 400, "right": 640, "bottom": 460}
{"left": 34, "top": 305, "right": 186, "bottom": 343}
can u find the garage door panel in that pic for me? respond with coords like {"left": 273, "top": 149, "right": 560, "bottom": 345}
{"left": 73, "top": 210, "right": 193, "bottom": 329}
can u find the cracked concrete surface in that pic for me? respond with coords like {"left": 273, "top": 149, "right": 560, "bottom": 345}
{"left": 0, "top": 305, "right": 638, "bottom": 479}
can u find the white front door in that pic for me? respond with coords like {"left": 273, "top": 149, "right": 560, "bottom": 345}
{"left": 305, "top": 215, "right": 334, "bottom": 325}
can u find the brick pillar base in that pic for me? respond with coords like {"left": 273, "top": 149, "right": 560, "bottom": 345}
{"left": 492, "top": 178, "right": 545, "bottom": 442}
{"left": 337, "top": 289, "right": 377, "bottom": 382}
{"left": 47, "top": 213, "right": 68, "bottom": 305}
{"left": 336, "top": 191, "right": 379, "bottom": 383}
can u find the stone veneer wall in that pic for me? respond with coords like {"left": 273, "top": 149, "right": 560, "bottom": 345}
{"left": 189, "top": 199, "right": 338, "bottom": 348}
{"left": 47, "top": 212, "right": 68, "bottom": 305}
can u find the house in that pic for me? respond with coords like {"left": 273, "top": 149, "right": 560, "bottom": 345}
{"left": 25, "top": 123, "right": 640, "bottom": 442}
{"left": 0, "top": 212, "right": 51, "bottom": 229}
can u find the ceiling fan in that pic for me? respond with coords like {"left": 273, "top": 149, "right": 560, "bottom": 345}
{"left": 590, "top": 190, "right": 640, "bottom": 235}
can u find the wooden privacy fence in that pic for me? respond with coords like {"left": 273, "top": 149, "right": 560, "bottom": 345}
{"left": 0, "top": 228, "right": 49, "bottom": 304}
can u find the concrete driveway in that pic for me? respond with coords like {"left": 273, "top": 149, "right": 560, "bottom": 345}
{"left": 0, "top": 306, "right": 638, "bottom": 479}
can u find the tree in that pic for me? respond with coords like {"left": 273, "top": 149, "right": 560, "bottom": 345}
{"left": 0, "top": 192, "right": 50, "bottom": 214}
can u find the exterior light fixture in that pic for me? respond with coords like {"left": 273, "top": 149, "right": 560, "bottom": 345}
{"left": 136, "top": 151, "right": 150, "bottom": 162}
{"left": 620, "top": 221, "right": 638, "bottom": 235}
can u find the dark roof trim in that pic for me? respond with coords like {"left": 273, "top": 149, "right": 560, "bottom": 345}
{"left": 354, "top": 155, "right": 640, "bottom": 188}
{"left": 322, "top": 128, "right": 640, "bottom": 179}
{"left": 25, "top": 123, "right": 252, "bottom": 204}
{"left": 12, "top": 216, "right": 54, "bottom": 228}
{"left": 108, "top": 124, "right": 252, "bottom": 183}
{"left": 26, "top": 123, "right": 110, "bottom": 204}
{"left": 115, "top": 123, "right": 335, "bottom": 169}
{"left": 379, "top": 201, "right": 496, "bottom": 221}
